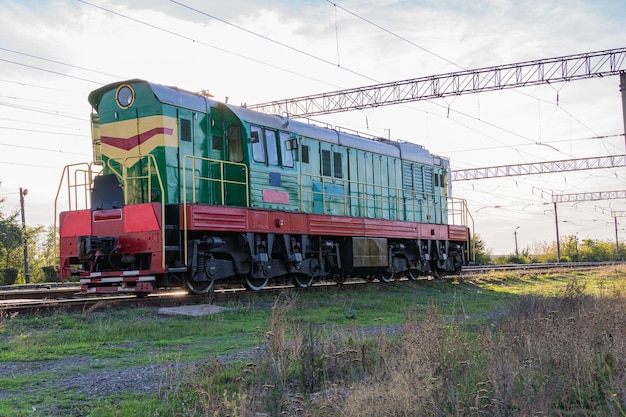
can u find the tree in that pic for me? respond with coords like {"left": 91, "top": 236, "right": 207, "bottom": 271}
{"left": 560, "top": 234, "right": 580, "bottom": 262}
{"left": 30, "top": 225, "right": 58, "bottom": 282}
{"left": 0, "top": 210, "right": 22, "bottom": 271}
{"left": 0, "top": 181, "right": 58, "bottom": 284}
{"left": 471, "top": 233, "right": 492, "bottom": 264}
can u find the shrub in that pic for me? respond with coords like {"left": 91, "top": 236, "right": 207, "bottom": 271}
{"left": 1, "top": 268, "right": 18, "bottom": 285}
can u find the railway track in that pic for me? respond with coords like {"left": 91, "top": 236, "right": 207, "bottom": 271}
{"left": 1, "top": 262, "right": 621, "bottom": 314}
{"left": 0, "top": 280, "right": 355, "bottom": 314}
{"left": 463, "top": 261, "right": 624, "bottom": 273}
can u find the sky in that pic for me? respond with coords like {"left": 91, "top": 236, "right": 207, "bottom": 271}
{"left": 0, "top": 0, "right": 625, "bottom": 255}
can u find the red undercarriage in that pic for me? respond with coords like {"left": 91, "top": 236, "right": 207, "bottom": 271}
{"left": 58, "top": 203, "right": 467, "bottom": 294}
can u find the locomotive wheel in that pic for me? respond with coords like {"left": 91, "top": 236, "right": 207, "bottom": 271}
{"left": 245, "top": 275, "right": 269, "bottom": 291}
{"left": 430, "top": 262, "right": 446, "bottom": 280}
{"left": 378, "top": 272, "right": 394, "bottom": 283}
{"left": 293, "top": 274, "right": 313, "bottom": 288}
{"left": 186, "top": 277, "right": 214, "bottom": 295}
{"left": 407, "top": 269, "right": 420, "bottom": 281}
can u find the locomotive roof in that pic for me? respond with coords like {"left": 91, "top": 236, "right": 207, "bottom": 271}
{"left": 89, "top": 80, "right": 447, "bottom": 167}
{"left": 226, "top": 104, "right": 445, "bottom": 166}
{"left": 88, "top": 79, "right": 220, "bottom": 112}
{"left": 222, "top": 97, "right": 449, "bottom": 167}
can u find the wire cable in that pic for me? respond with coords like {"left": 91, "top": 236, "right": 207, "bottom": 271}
{"left": 169, "top": 0, "right": 379, "bottom": 83}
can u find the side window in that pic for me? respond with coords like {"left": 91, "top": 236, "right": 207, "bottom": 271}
{"left": 301, "top": 144, "right": 310, "bottom": 163}
{"left": 227, "top": 124, "right": 243, "bottom": 162}
{"left": 280, "top": 132, "right": 294, "bottom": 168}
{"left": 321, "top": 149, "right": 332, "bottom": 176}
{"left": 180, "top": 118, "right": 192, "bottom": 142}
{"left": 212, "top": 135, "right": 222, "bottom": 151}
{"left": 266, "top": 129, "right": 279, "bottom": 166}
{"left": 333, "top": 152, "right": 343, "bottom": 178}
{"left": 250, "top": 125, "right": 265, "bottom": 163}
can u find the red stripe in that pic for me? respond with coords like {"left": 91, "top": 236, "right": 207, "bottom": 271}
{"left": 101, "top": 127, "right": 173, "bottom": 151}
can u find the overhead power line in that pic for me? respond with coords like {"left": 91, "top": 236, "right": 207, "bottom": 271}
{"left": 0, "top": 58, "right": 101, "bottom": 85}
{"left": 0, "top": 47, "right": 122, "bottom": 79}
{"left": 169, "top": 0, "right": 379, "bottom": 83}
{"left": 249, "top": 48, "right": 626, "bottom": 117}
{"left": 326, "top": 0, "right": 465, "bottom": 71}
{"left": 77, "top": 0, "right": 347, "bottom": 90}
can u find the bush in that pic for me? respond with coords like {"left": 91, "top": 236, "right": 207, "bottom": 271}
{"left": 160, "top": 279, "right": 626, "bottom": 416}
{"left": 1, "top": 268, "right": 18, "bottom": 285}
{"left": 42, "top": 266, "right": 57, "bottom": 282}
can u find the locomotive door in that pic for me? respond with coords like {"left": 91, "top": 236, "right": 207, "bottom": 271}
{"left": 316, "top": 141, "right": 347, "bottom": 215}
{"left": 223, "top": 123, "right": 246, "bottom": 206}
{"left": 177, "top": 108, "right": 198, "bottom": 205}
{"left": 211, "top": 105, "right": 246, "bottom": 206}
{"left": 423, "top": 167, "right": 437, "bottom": 224}
{"left": 432, "top": 167, "right": 445, "bottom": 224}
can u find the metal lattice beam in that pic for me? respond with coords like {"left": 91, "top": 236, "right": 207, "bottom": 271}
{"left": 552, "top": 190, "right": 626, "bottom": 203}
{"left": 452, "top": 154, "right": 626, "bottom": 181}
{"left": 248, "top": 48, "right": 626, "bottom": 117}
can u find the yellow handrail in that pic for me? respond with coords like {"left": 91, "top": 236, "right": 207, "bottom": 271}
{"left": 53, "top": 162, "right": 103, "bottom": 274}
{"left": 107, "top": 155, "right": 166, "bottom": 270}
{"left": 181, "top": 155, "right": 249, "bottom": 267}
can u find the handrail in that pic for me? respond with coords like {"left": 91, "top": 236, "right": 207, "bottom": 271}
{"left": 53, "top": 162, "right": 103, "bottom": 275}
{"left": 108, "top": 155, "right": 166, "bottom": 270}
{"left": 181, "top": 155, "right": 249, "bottom": 267}
{"left": 299, "top": 173, "right": 468, "bottom": 227}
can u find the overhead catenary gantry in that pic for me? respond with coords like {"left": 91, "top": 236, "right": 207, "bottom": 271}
{"left": 550, "top": 191, "right": 626, "bottom": 262}
{"left": 248, "top": 48, "right": 626, "bottom": 118}
{"left": 452, "top": 154, "right": 626, "bottom": 181}
{"left": 248, "top": 46, "right": 626, "bottom": 254}
{"left": 552, "top": 190, "right": 626, "bottom": 204}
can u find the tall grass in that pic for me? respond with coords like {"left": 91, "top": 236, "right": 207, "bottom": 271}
{"left": 162, "top": 277, "right": 626, "bottom": 416}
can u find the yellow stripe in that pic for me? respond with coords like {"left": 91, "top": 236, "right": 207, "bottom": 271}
{"left": 99, "top": 115, "right": 178, "bottom": 161}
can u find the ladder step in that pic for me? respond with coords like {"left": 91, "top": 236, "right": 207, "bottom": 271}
{"left": 165, "top": 246, "right": 181, "bottom": 251}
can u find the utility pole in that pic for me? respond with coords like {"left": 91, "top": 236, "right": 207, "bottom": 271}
{"left": 19, "top": 188, "right": 30, "bottom": 284}
{"left": 514, "top": 226, "right": 520, "bottom": 258}
{"left": 554, "top": 202, "right": 561, "bottom": 263}
{"left": 619, "top": 71, "right": 626, "bottom": 150}
{"left": 615, "top": 217, "right": 620, "bottom": 261}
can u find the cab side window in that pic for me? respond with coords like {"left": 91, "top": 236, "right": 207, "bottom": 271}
{"left": 266, "top": 130, "right": 279, "bottom": 166}
{"left": 251, "top": 126, "right": 265, "bottom": 163}
{"left": 281, "top": 132, "right": 294, "bottom": 168}
{"left": 227, "top": 124, "right": 243, "bottom": 162}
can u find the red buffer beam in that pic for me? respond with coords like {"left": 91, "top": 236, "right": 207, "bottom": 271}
{"left": 248, "top": 48, "right": 626, "bottom": 118}
{"left": 452, "top": 154, "right": 626, "bottom": 181}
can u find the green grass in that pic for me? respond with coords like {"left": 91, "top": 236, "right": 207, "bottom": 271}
{"left": 1, "top": 266, "right": 624, "bottom": 416}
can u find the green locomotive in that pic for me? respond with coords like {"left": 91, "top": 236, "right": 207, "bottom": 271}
{"left": 57, "top": 80, "right": 470, "bottom": 294}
